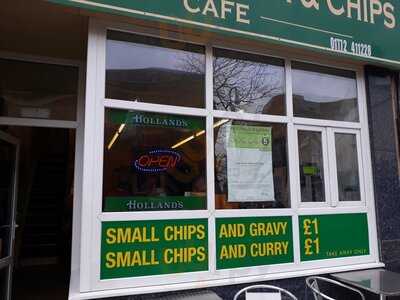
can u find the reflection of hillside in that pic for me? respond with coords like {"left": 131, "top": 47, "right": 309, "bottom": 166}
{"left": 106, "top": 68, "right": 204, "bottom": 107}
{"left": 263, "top": 94, "right": 358, "bottom": 121}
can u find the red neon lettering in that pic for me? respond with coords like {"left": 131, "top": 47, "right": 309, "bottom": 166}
{"left": 149, "top": 156, "right": 161, "bottom": 167}
{"left": 169, "top": 156, "right": 179, "bottom": 168}
{"left": 159, "top": 155, "right": 170, "bottom": 168}
{"left": 138, "top": 155, "right": 150, "bottom": 167}
{"left": 137, "top": 153, "right": 180, "bottom": 169}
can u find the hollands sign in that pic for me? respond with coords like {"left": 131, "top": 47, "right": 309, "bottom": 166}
{"left": 48, "top": 0, "right": 400, "bottom": 66}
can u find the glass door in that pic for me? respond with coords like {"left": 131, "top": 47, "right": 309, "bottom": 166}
{"left": 0, "top": 131, "right": 19, "bottom": 300}
{"left": 295, "top": 125, "right": 365, "bottom": 208}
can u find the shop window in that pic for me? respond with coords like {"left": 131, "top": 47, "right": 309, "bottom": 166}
{"left": 214, "top": 119, "right": 289, "bottom": 209}
{"left": 0, "top": 59, "right": 78, "bottom": 120}
{"left": 94, "top": 28, "right": 375, "bottom": 291}
{"left": 297, "top": 126, "right": 363, "bottom": 205}
{"left": 292, "top": 62, "right": 359, "bottom": 122}
{"left": 106, "top": 31, "right": 205, "bottom": 108}
{"left": 298, "top": 130, "right": 326, "bottom": 203}
{"left": 103, "top": 109, "right": 207, "bottom": 212}
{"left": 213, "top": 48, "right": 286, "bottom": 115}
{"left": 334, "top": 133, "right": 361, "bottom": 202}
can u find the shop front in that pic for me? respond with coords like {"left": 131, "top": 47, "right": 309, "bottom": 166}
{"left": 1, "top": 0, "right": 400, "bottom": 299}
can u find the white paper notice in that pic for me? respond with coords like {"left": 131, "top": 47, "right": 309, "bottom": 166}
{"left": 227, "top": 125, "right": 275, "bottom": 202}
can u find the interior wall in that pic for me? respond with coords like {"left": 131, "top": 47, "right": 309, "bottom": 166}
{"left": 0, "top": 0, "right": 88, "bottom": 61}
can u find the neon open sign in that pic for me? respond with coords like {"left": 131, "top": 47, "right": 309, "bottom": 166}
{"left": 134, "top": 150, "right": 181, "bottom": 173}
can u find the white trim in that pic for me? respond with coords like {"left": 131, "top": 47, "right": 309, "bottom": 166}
{"left": 0, "top": 117, "right": 78, "bottom": 129}
{"left": 328, "top": 128, "right": 366, "bottom": 208}
{"left": 69, "top": 49, "right": 87, "bottom": 298}
{"left": 205, "top": 45, "right": 217, "bottom": 274}
{"left": 214, "top": 209, "right": 295, "bottom": 218}
{"left": 293, "top": 117, "right": 361, "bottom": 129}
{"left": 104, "top": 100, "right": 208, "bottom": 117}
{"left": 212, "top": 110, "right": 289, "bottom": 124}
{"left": 90, "top": 21, "right": 108, "bottom": 293}
{"left": 0, "top": 50, "right": 82, "bottom": 67}
{"left": 295, "top": 125, "right": 331, "bottom": 208}
{"left": 99, "top": 211, "right": 211, "bottom": 222}
{"left": 79, "top": 19, "right": 103, "bottom": 293}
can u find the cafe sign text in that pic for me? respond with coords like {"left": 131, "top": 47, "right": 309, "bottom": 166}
{"left": 48, "top": 0, "right": 400, "bottom": 66}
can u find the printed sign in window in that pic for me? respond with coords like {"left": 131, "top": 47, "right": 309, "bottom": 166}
{"left": 299, "top": 213, "right": 370, "bottom": 261}
{"left": 101, "top": 219, "right": 208, "bottom": 279}
{"left": 227, "top": 125, "right": 275, "bottom": 202}
{"left": 216, "top": 216, "right": 293, "bottom": 270}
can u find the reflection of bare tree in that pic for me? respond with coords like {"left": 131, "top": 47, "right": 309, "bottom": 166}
{"left": 181, "top": 53, "right": 284, "bottom": 112}
{"left": 214, "top": 123, "right": 230, "bottom": 192}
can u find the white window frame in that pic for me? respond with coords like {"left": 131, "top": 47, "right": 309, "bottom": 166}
{"left": 328, "top": 128, "right": 366, "bottom": 208}
{"left": 75, "top": 18, "right": 382, "bottom": 299}
{"left": 294, "top": 125, "right": 331, "bottom": 209}
{"left": 295, "top": 126, "right": 366, "bottom": 209}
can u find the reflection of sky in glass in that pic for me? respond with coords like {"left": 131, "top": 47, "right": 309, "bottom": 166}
{"left": 293, "top": 69, "right": 357, "bottom": 103}
{"left": 107, "top": 40, "right": 195, "bottom": 71}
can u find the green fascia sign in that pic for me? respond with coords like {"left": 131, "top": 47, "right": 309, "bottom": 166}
{"left": 101, "top": 219, "right": 208, "bottom": 279}
{"left": 299, "top": 213, "right": 370, "bottom": 261}
{"left": 49, "top": 0, "right": 400, "bottom": 67}
{"left": 216, "top": 216, "right": 293, "bottom": 269}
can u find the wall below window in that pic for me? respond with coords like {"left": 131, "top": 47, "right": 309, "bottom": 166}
{"left": 366, "top": 66, "right": 400, "bottom": 272}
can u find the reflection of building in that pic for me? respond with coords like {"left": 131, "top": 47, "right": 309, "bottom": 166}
{"left": 293, "top": 96, "right": 358, "bottom": 121}
{"left": 263, "top": 94, "right": 358, "bottom": 121}
{"left": 106, "top": 68, "right": 204, "bottom": 107}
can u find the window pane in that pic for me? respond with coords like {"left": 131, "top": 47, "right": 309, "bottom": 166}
{"left": 214, "top": 120, "right": 289, "bottom": 209}
{"left": 106, "top": 31, "right": 205, "bottom": 108}
{"left": 0, "top": 59, "right": 78, "bottom": 120}
{"left": 298, "top": 131, "right": 325, "bottom": 203}
{"left": 335, "top": 133, "right": 361, "bottom": 202}
{"left": 0, "top": 139, "right": 16, "bottom": 259}
{"left": 103, "top": 109, "right": 207, "bottom": 212}
{"left": 292, "top": 62, "right": 359, "bottom": 122}
{"left": 213, "top": 49, "right": 285, "bottom": 115}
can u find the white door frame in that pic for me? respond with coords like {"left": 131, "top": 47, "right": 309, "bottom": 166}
{"left": 0, "top": 51, "right": 86, "bottom": 298}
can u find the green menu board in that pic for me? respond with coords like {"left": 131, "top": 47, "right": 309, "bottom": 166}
{"left": 299, "top": 213, "right": 370, "bottom": 261}
{"left": 101, "top": 219, "right": 208, "bottom": 279}
{"left": 216, "top": 216, "right": 293, "bottom": 270}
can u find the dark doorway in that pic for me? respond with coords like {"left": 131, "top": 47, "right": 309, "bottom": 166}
{"left": 0, "top": 126, "right": 74, "bottom": 300}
